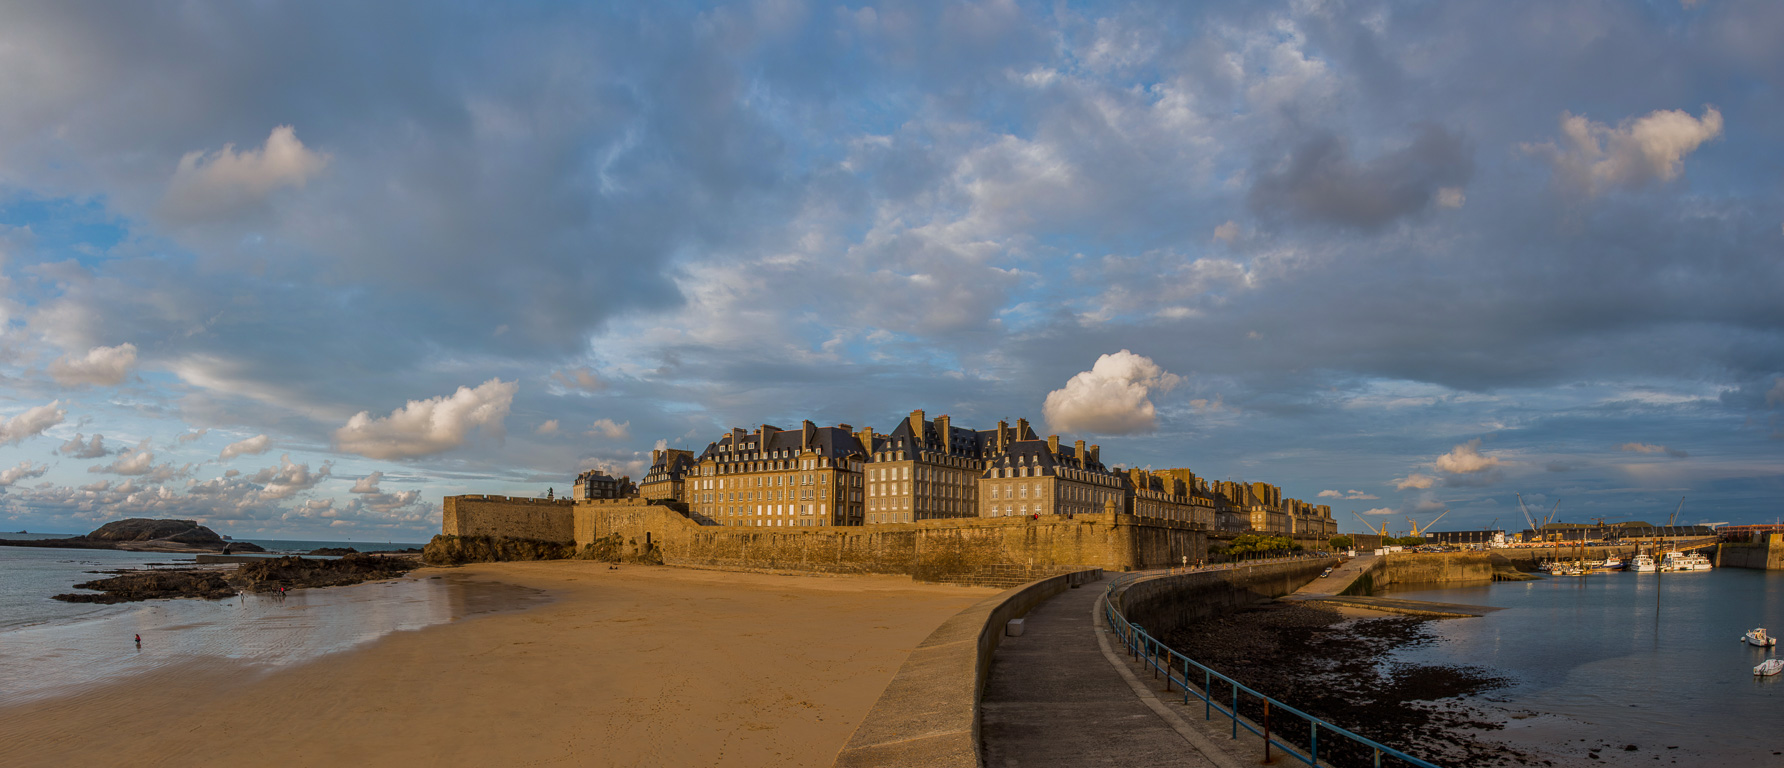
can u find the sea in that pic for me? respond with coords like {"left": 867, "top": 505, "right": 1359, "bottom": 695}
{"left": 0, "top": 535, "right": 541, "bottom": 707}
{"left": 1384, "top": 567, "right": 1784, "bottom": 766}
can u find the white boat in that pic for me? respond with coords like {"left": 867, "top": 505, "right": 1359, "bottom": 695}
{"left": 1661, "top": 551, "right": 1713, "bottom": 571}
{"left": 1601, "top": 556, "right": 1622, "bottom": 570}
{"left": 1755, "top": 659, "right": 1784, "bottom": 677}
{"left": 1629, "top": 554, "right": 1657, "bottom": 572}
{"left": 1745, "top": 628, "right": 1778, "bottom": 648}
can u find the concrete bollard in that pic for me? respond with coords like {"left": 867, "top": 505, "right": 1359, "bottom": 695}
{"left": 1005, "top": 618, "right": 1025, "bottom": 637}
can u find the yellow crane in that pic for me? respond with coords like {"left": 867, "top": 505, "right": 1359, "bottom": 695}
{"left": 1352, "top": 511, "right": 1391, "bottom": 538}
{"left": 1404, "top": 509, "right": 1449, "bottom": 538}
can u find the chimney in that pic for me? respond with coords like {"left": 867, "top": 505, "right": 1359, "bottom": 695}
{"left": 652, "top": 449, "right": 663, "bottom": 466}
{"left": 1074, "top": 439, "right": 1085, "bottom": 463}
{"left": 837, "top": 423, "right": 851, "bottom": 432}
{"left": 857, "top": 426, "right": 875, "bottom": 455}
{"left": 759, "top": 425, "right": 773, "bottom": 452}
{"left": 1089, "top": 444, "right": 1100, "bottom": 465}
{"left": 909, "top": 409, "right": 925, "bottom": 438}
{"left": 1016, "top": 418, "right": 1029, "bottom": 440}
{"left": 996, "top": 420, "right": 1008, "bottom": 452}
{"left": 1047, "top": 434, "right": 1059, "bottom": 454}
{"left": 731, "top": 427, "right": 746, "bottom": 448}
{"left": 802, "top": 420, "right": 815, "bottom": 450}
{"left": 936, "top": 415, "right": 950, "bottom": 452}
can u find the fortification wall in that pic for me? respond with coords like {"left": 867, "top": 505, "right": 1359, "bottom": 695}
{"left": 570, "top": 501, "right": 1205, "bottom": 578}
{"left": 1718, "top": 535, "right": 1784, "bottom": 570}
{"left": 443, "top": 495, "right": 575, "bottom": 544}
{"left": 1378, "top": 552, "right": 1495, "bottom": 587}
{"left": 1113, "top": 559, "right": 1336, "bottom": 637}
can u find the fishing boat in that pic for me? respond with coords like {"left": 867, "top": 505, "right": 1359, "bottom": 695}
{"left": 1629, "top": 554, "right": 1657, "bottom": 572}
{"left": 1661, "top": 551, "right": 1713, "bottom": 571}
{"left": 1600, "top": 556, "right": 1623, "bottom": 570}
{"left": 1755, "top": 659, "right": 1784, "bottom": 677}
{"left": 1744, "top": 628, "right": 1777, "bottom": 648}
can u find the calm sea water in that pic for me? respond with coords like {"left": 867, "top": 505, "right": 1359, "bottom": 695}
{"left": 1386, "top": 568, "right": 1784, "bottom": 766}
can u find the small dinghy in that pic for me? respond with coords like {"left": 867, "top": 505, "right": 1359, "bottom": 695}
{"left": 1743, "top": 628, "right": 1777, "bottom": 647}
{"left": 1754, "top": 659, "right": 1784, "bottom": 677}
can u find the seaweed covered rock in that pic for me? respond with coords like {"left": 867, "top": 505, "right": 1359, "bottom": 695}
{"left": 307, "top": 547, "right": 359, "bottom": 556}
{"left": 235, "top": 554, "right": 418, "bottom": 591}
{"left": 55, "top": 570, "right": 237, "bottom": 604}
{"left": 422, "top": 534, "right": 577, "bottom": 565}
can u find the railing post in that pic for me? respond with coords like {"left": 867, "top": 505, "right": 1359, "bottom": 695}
{"left": 1263, "top": 699, "right": 1272, "bottom": 763}
{"left": 1374, "top": 747, "right": 1382, "bottom": 768}
{"left": 1231, "top": 686, "right": 1238, "bottom": 739}
{"left": 1310, "top": 722, "right": 1318, "bottom": 764}
{"left": 1204, "top": 669, "right": 1211, "bottom": 719}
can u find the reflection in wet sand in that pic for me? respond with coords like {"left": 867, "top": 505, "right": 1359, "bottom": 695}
{"left": 0, "top": 572, "right": 544, "bottom": 705}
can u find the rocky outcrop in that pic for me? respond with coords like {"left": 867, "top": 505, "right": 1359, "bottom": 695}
{"left": 86, "top": 518, "right": 223, "bottom": 544}
{"left": 52, "top": 554, "right": 421, "bottom": 603}
{"left": 55, "top": 570, "right": 238, "bottom": 604}
{"left": 422, "top": 534, "right": 578, "bottom": 565}
{"left": 307, "top": 547, "right": 359, "bottom": 556}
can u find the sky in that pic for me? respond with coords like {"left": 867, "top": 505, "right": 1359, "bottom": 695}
{"left": 0, "top": 0, "right": 1780, "bottom": 542}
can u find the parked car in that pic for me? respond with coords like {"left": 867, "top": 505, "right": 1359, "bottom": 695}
{"left": 1320, "top": 567, "right": 1334, "bottom": 578}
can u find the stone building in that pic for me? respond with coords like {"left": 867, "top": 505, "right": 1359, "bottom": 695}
{"left": 1126, "top": 469, "right": 1204, "bottom": 527}
{"left": 1283, "top": 498, "right": 1337, "bottom": 538}
{"left": 687, "top": 422, "right": 868, "bottom": 527}
{"left": 638, "top": 449, "right": 697, "bottom": 502}
{"left": 575, "top": 469, "right": 633, "bottom": 500}
{"left": 976, "top": 435, "right": 1125, "bottom": 519}
{"left": 862, "top": 411, "right": 1029, "bottom": 524}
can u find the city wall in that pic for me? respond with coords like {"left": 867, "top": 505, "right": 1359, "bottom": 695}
{"left": 1112, "top": 559, "right": 1336, "bottom": 637}
{"left": 439, "top": 495, "right": 1209, "bottom": 579}
{"left": 1718, "top": 534, "right": 1784, "bottom": 570}
{"left": 442, "top": 495, "right": 575, "bottom": 543}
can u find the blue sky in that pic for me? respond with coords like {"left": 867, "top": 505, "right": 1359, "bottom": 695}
{"left": 0, "top": 0, "right": 1779, "bottom": 541}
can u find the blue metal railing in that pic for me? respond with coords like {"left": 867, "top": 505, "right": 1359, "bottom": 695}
{"left": 1104, "top": 561, "right": 1443, "bottom": 768}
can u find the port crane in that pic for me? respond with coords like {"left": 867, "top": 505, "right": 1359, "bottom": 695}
{"left": 1352, "top": 511, "right": 1391, "bottom": 538}
{"left": 1404, "top": 509, "right": 1449, "bottom": 538}
{"left": 1516, "top": 494, "right": 1562, "bottom": 540}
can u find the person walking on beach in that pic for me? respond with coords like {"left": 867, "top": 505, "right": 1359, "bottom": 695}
{"left": 134, "top": 633, "right": 141, "bottom": 648}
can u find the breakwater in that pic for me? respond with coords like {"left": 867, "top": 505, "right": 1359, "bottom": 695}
{"left": 1112, "top": 558, "right": 1335, "bottom": 636}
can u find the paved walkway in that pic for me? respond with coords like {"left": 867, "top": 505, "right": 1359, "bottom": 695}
{"left": 1284, "top": 553, "right": 1374, "bottom": 597}
{"left": 978, "top": 579, "right": 1218, "bottom": 768}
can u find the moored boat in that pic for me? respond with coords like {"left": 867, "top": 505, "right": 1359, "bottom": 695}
{"left": 1755, "top": 659, "right": 1784, "bottom": 677}
{"left": 1744, "top": 628, "right": 1777, "bottom": 648}
{"left": 1629, "top": 554, "right": 1657, "bottom": 572}
{"left": 1660, "top": 551, "right": 1712, "bottom": 572}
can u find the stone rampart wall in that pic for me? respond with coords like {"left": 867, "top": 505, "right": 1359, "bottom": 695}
{"left": 1718, "top": 535, "right": 1784, "bottom": 570}
{"left": 1113, "top": 559, "right": 1336, "bottom": 637}
{"left": 1378, "top": 552, "right": 1495, "bottom": 587}
{"left": 565, "top": 501, "right": 1204, "bottom": 578}
{"left": 442, "top": 495, "right": 575, "bottom": 544}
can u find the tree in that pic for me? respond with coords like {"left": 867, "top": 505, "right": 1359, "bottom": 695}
{"left": 1329, "top": 535, "right": 1354, "bottom": 550}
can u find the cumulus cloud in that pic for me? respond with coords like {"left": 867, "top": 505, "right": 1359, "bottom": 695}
{"left": 176, "top": 428, "right": 210, "bottom": 444}
{"left": 0, "top": 401, "right": 67, "bottom": 446}
{"left": 56, "top": 432, "right": 111, "bottom": 459}
{"left": 90, "top": 440, "right": 156, "bottom": 475}
{"left": 550, "top": 367, "right": 606, "bottom": 392}
{"left": 1361, "top": 507, "right": 1396, "bottom": 516}
{"left": 1394, "top": 473, "right": 1437, "bottom": 490}
{"left": 334, "top": 379, "right": 517, "bottom": 459}
{"left": 1434, "top": 439, "right": 1502, "bottom": 474}
{"left": 163, "top": 126, "right": 330, "bottom": 220}
{"left": 219, "top": 434, "right": 272, "bottom": 461}
{"left": 0, "top": 460, "right": 49, "bottom": 487}
{"left": 1212, "top": 220, "right": 1240, "bottom": 242}
{"left": 350, "top": 471, "right": 384, "bottom": 494}
{"left": 48, "top": 343, "right": 137, "bottom": 386}
{"left": 586, "top": 419, "right": 631, "bottom": 440}
{"left": 535, "top": 419, "right": 560, "bottom": 436}
{"left": 249, "top": 454, "right": 333, "bottom": 499}
{"left": 1321, "top": 489, "right": 1380, "bottom": 500}
{"left": 1248, "top": 124, "right": 1473, "bottom": 229}
{"left": 1620, "top": 442, "right": 1688, "bottom": 458}
{"left": 1525, "top": 107, "right": 1723, "bottom": 197}
{"left": 1043, "top": 350, "right": 1182, "bottom": 435}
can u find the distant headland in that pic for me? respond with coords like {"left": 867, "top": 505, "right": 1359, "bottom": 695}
{"left": 0, "top": 518, "right": 267, "bottom": 554}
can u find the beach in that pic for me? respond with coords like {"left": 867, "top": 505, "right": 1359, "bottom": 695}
{"left": 0, "top": 561, "right": 995, "bottom": 768}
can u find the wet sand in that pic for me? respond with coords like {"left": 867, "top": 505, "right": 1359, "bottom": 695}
{"left": 0, "top": 562, "right": 995, "bottom": 767}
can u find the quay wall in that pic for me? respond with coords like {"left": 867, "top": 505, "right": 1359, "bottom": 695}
{"left": 442, "top": 495, "right": 575, "bottom": 544}
{"left": 1380, "top": 552, "right": 1495, "bottom": 587}
{"left": 1717, "top": 535, "right": 1784, "bottom": 570}
{"left": 1112, "top": 559, "right": 1336, "bottom": 637}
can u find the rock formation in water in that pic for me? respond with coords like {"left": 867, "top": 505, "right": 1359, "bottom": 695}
{"left": 0, "top": 518, "right": 266, "bottom": 553}
{"left": 53, "top": 554, "right": 421, "bottom": 603}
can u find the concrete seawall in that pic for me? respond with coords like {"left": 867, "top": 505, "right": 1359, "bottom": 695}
{"left": 1717, "top": 535, "right": 1784, "bottom": 570}
{"left": 1113, "top": 559, "right": 1336, "bottom": 637}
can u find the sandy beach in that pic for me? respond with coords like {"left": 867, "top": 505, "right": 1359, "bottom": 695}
{"left": 0, "top": 562, "right": 995, "bottom": 768}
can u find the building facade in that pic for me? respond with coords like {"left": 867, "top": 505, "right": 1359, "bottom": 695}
{"left": 638, "top": 449, "right": 697, "bottom": 503}
{"left": 976, "top": 435, "right": 1124, "bottom": 519}
{"left": 863, "top": 411, "right": 1033, "bottom": 524}
{"left": 687, "top": 422, "right": 868, "bottom": 527}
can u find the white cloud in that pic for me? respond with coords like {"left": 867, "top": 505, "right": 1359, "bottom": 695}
{"left": 0, "top": 460, "right": 48, "bottom": 487}
{"left": 249, "top": 454, "right": 333, "bottom": 499}
{"left": 535, "top": 419, "right": 560, "bottom": 435}
{"left": 351, "top": 471, "right": 384, "bottom": 494}
{"left": 0, "top": 401, "right": 67, "bottom": 446}
{"left": 90, "top": 440, "right": 156, "bottom": 475}
{"left": 1394, "top": 473, "right": 1437, "bottom": 490}
{"left": 1435, "top": 187, "right": 1466, "bottom": 208}
{"left": 163, "top": 126, "right": 330, "bottom": 220}
{"left": 56, "top": 432, "right": 111, "bottom": 459}
{"left": 48, "top": 343, "right": 137, "bottom": 386}
{"left": 1212, "top": 220, "right": 1240, "bottom": 242}
{"left": 550, "top": 367, "right": 606, "bottom": 392}
{"left": 334, "top": 378, "right": 517, "bottom": 459}
{"left": 1434, "top": 439, "right": 1502, "bottom": 474}
{"left": 586, "top": 418, "right": 631, "bottom": 441}
{"left": 1322, "top": 489, "right": 1381, "bottom": 499}
{"left": 1318, "top": 489, "right": 1342, "bottom": 498}
{"left": 1361, "top": 507, "right": 1395, "bottom": 516}
{"left": 1526, "top": 107, "right": 1723, "bottom": 197}
{"left": 1042, "top": 350, "right": 1182, "bottom": 434}
{"left": 176, "top": 428, "right": 210, "bottom": 444}
{"left": 219, "top": 434, "right": 272, "bottom": 461}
